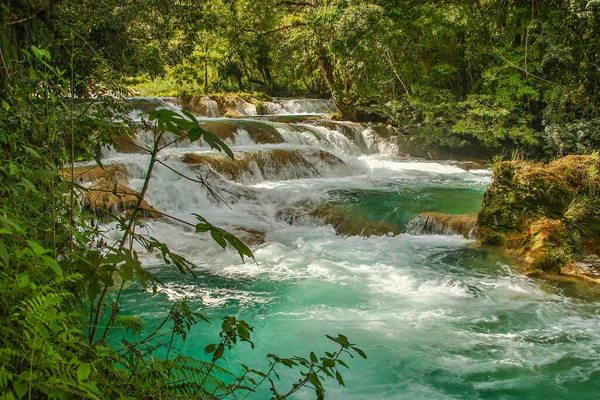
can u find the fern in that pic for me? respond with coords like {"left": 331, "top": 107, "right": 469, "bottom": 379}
{"left": 0, "top": 366, "right": 13, "bottom": 389}
{"left": 114, "top": 315, "right": 145, "bottom": 336}
{"left": 164, "top": 355, "right": 232, "bottom": 396}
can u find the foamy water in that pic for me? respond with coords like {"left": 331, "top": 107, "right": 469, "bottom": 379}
{"left": 99, "top": 104, "right": 600, "bottom": 399}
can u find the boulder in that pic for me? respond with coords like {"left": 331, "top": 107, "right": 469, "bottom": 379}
{"left": 477, "top": 154, "right": 600, "bottom": 277}
{"left": 67, "top": 164, "right": 129, "bottom": 185}
{"left": 408, "top": 212, "right": 478, "bottom": 239}
{"left": 177, "top": 148, "right": 350, "bottom": 183}
{"left": 278, "top": 203, "right": 401, "bottom": 237}
{"left": 82, "top": 182, "right": 161, "bottom": 220}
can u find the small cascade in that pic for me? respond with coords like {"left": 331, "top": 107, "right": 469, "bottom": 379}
{"left": 263, "top": 98, "right": 337, "bottom": 115}
{"left": 277, "top": 202, "right": 401, "bottom": 237}
{"left": 273, "top": 121, "right": 402, "bottom": 157}
{"left": 126, "top": 97, "right": 182, "bottom": 120}
{"left": 406, "top": 212, "right": 478, "bottom": 239}
{"left": 176, "top": 95, "right": 337, "bottom": 117}
{"left": 276, "top": 123, "right": 363, "bottom": 156}
{"left": 198, "top": 120, "right": 284, "bottom": 145}
{"left": 184, "top": 96, "right": 221, "bottom": 117}
{"left": 108, "top": 119, "right": 286, "bottom": 155}
{"left": 175, "top": 148, "right": 354, "bottom": 184}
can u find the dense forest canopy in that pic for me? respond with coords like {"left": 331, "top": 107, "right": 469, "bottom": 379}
{"left": 2, "top": 0, "right": 600, "bottom": 154}
{"left": 1, "top": 0, "right": 600, "bottom": 398}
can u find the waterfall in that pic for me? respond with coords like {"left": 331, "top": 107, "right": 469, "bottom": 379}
{"left": 92, "top": 98, "right": 600, "bottom": 400}
{"left": 262, "top": 98, "right": 338, "bottom": 115}
{"left": 406, "top": 212, "right": 478, "bottom": 239}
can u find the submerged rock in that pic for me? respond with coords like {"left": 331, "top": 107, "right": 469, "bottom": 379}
{"left": 83, "top": 182, "right": 161, "bottom": 220}
{"left": 183, "top": 96, "right": 221, "bottom": 117}
{"left": 407, "top": 212, "right": 478, "bottom": 239}
{"left": 68, "top": 164, "right": 130, "bottom": 185}
{"left": 178, "top": 148, "right": 351, "bottom": 183}
{"left": 66, "top": 164, "right": 161, "bottom": 220}
{"left": 278, "top": 203, "right": 401, "bottom": 237}
{"left": 231, "top": 227, "right": 266, "bottom": 246}
{"left": 477, "top": 154, "right": 600, "bottom": 278}
{"left": 198, "top": 120, "right": 284, "bottom": 144}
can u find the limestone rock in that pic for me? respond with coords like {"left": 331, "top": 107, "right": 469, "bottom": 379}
{"left": 177, "top": 148, "right": 350, "bottom": 183}
{"left": 83, "top": 182, "right": 161, "bottom": 219}
{"left": 408, "top": 212, "right": 478, "bottom": 239}
{"left": 67, "top": 164, "right": 129, "bottom": 185}
{"left": 477, "top": 154, "right": 600, "bottom": 277}
{"left": 278, "top": 203, "right": 400, "bottom": 237}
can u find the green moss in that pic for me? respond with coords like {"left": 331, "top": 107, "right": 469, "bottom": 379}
{"left": 478, "top": 155, "right": 600, "bottom": 277}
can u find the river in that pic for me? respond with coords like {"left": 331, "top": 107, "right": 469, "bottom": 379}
{"left": 95, "top": 97, "right": 600, "bottom": 399}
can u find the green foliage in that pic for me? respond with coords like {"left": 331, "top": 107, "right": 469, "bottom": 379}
{"left": 543, "top": 119, "right": 600, "bottom": 156}
{"left": 0, "top": 38, "right": 366, "bottom": 398}
{"left": 453, "top": 94, "right": 540, "bottom": 148}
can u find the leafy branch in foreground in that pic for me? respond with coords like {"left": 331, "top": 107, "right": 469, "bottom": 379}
{"left": 0, "top": 42, "right": 366, "bottom": 398}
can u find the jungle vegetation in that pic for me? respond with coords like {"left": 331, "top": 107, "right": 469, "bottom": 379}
{"left": 1, "top": 0, "right": 599, "bottom": 398}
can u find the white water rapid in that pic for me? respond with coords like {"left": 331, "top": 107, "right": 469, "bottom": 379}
{"left": 91, "top": 97, "right": 600, "bottom": 399}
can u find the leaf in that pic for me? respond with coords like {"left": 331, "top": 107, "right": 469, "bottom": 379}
{"left": 203, "top": 132, "right": 234, "bottom": 159}
{"left": 337, "top": 334, "right": 350, "bottom": 347}
{"left": 221, "top": 320, "right": 232, "bottom": 332}
{"left": 322, "top": 358, "right": 335, "bottom": 368}
{"left": 0, "top": 241, "right": 9, "bottom": 266}
{"left": 16, "top": 273, "right": 29, "bottom": 288}
{"left": 335, "top": 371, "right": 345, "bottom": 386}
{"left": 211, "top": 230, "right": 227, "bottom": 249}
{"left": 115, "top": 316, "right": 145, "bottom": 335}
{"left": 13, "top": 381, "right": 28, "bottom": 399}
{"left": 205, "top": 344, "right": 217, "bottom": 353}
{"left": 307, "top": 372, "right": 321, "bottom": 389}
{"left": 32, "top": 169, "right": 59, "bottom": 180}
{"left": 221, "top": 231, "right": 254, "bottom": 261}
{"left": 147, "top": 110, "right": 159, "bottom": 121}
{"left": 31, "top": 46, "right": 51, "bottom": 61}
{"left": 213, "top": 344, "right": 225, "bottom": 361}
{"left": 42, "top": 255, "right": 63, "bottom": 278}
{"left": 310, "top": 352, "right": 318, "bottom": 363}
{"left": 180, "top": 109, "right": 198, "bottom": 123}
{"left": 237, "top": 323, "right": 251, "bottom": 340}
{"left": 195, "top": 223, "right": 211, "bottom": 232}
{"left": 352, "top": 347, "right": 367, "bottom": 359}
{"left": 27, "top": 240, "right": 50, "bottom": 257}
{"left": 22, "top": 146, "right": 42, "bottom": 160}
{"left": 0, "top": 216, "right": 23, "bottom": 233}
{"left": 77, "top": 363, "right": 91, "bottom": 382}
{"left": 250, "top": 369, "right": 266, "bottom": 377}
{"left": 187, "top": 127, "right": 204, "bottom": 142}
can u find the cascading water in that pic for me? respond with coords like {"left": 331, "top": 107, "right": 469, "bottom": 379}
{"left": 96, "top": 99, "right": 600, "bottom": 399}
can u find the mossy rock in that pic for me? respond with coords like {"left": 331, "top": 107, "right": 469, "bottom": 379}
{"left": 82, "top": 182, "right": 161, "bottom": 220}
{"left": 66, "top": 164, "right": 130, "bottom": 185}
{"left": 477, "top": 155, "right": 600, "bottom": 278}
{"left": 198, "top": 120, "right": 284, "bottom": 144}
{"left": 177, "top": 148, "right": 348, "bottom": 183}
{"left": 278, "top": 202, "right": 401, "bottom": 237}
{"left": 412, "top": 212, "right": 478, "bottom": 239}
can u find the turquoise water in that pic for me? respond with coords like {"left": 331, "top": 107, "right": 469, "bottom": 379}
{"left": 119, "top": 225, "right": 600, "bottom": 399}
{"left": 102, "top": 109, "right": 600, "bottom": 399}
{"left": 117, "top": 174, "right": 600, "bottom": 399}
